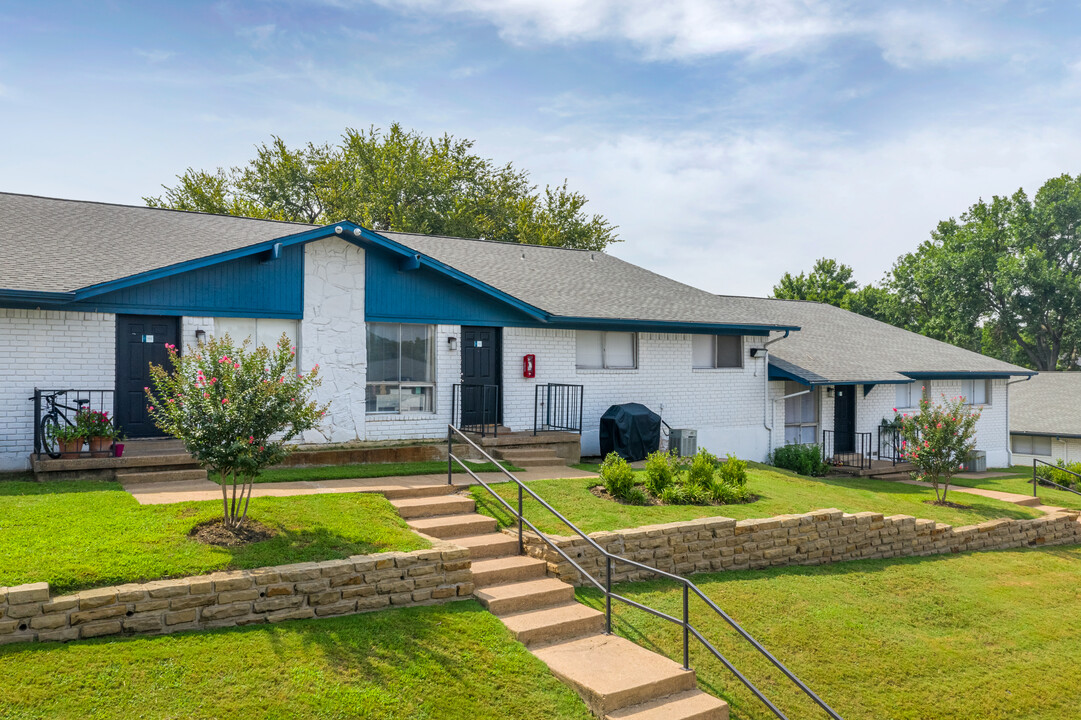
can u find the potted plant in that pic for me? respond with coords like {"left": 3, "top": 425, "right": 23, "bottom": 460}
{"left": 77, "top": 409, "right": 117, "bottom": 458}
{"left": 54, "top": 424, "right": 85, "bottom": 456}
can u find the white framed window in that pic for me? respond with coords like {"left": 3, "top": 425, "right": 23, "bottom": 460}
{"left": 1012, "top": 435, "right": 1051, "bottom": 456}
{"left": 783, "top": 381, "right": 818, "bottom": 444}
{"left": 213, "top": 317, "right": 298, "bottom": 351}
{"left": 692, "top": 335, "right": 743, "bottom": 369}
{"left": 366, "top": 323, "right": 435, "bottom": 414}
{"left": 576, "top": 331, "right": 637, "bottom": 369}
{"left": 960, "top": 379, "right": 991, "bottom": 405}
{"left": 895, "top": 382, "right": 927, "bottom": 409}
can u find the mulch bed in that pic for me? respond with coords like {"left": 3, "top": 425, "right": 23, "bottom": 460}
{"left": 189, "top": 518, "right": 277, "bottom": 547}
{"left": 923, "top": 499, "right": 973, "bottom": 510}
{"left": 589, "top": 485, "right": 758, "bottom": 508}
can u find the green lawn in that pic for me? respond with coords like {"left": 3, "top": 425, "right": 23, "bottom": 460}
{"left": 575, "top": 545, "right": 1081, "bottom": 720}
{"left": 0, "top": 480, "right": 427, "bottom": 594}
{"left": 472, "top": 464, "right": 1041, "bottom": 535}
{"left": 247, "top": 459, "right": 522, "bottom": 484}
{"left": 951, "top": 466, "right": 1081, "bottom": 511}
{"left": 0, "top": 601, "right": 593, "bottom": 720}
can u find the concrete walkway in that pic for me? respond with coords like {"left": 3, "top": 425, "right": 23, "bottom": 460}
{"left": 124, "top": 466, "right": 598, "bottom": 505}
{"left": 896, "top": 475, "right": 1065, "bottom": 515}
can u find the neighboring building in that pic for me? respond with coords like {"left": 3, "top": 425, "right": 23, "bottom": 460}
{"left": 0, "top": 192, "right": 1034, "bottom": 472}
{"left": 758, "top": 299, "right": 1032, "bottom": 469}
{"left": 1008, "top": 372, "right": 1081, "bottom": 467}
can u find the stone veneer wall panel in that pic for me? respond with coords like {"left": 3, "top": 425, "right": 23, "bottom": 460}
{"left": 521, "top": 509, "right": 1081, "bottom": 586}
{"left": 0, "top": 540, "right": 472, "bottom": 646}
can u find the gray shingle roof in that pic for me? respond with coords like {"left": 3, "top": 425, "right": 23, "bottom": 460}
{"left": 1009, "top": 372, "right": 1081, "bottom": 437}
{"left": 746, "top": 298, "right": 1032, "bottom": 383}
{"left": 380, "top": 230, "right": 799, "bottom": 328}
{"left": 0, "top": 192, "right": 313, "bottom": 293}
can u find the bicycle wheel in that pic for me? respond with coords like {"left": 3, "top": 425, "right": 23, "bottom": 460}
{"left": 39, "top": 414, "right": 62, "bottom": 459}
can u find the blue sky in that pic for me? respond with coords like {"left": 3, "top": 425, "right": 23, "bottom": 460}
{"left": 3, "top": 1, "right": 1081, "bottom": 296}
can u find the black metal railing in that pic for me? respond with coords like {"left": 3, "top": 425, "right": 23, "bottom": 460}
{"left": 821, "top": 430, "right": 871, "bottom": 470}
{"left": 451, "top": 383, "right": 499, "bottom": 437}
{"left": 1031, "top": 458, "right": 1081, "bottom": 498}
{"left": 533, "top": 383, "right": 584, "bottom": 435}
{"left": 30, "top": 388, "right": 116, "bottom": 459}
{"left": 877, "top": 426, "right": 904, "bottom": 466}
{"left": 446, "top": 424, "right": 843, "bottom": 720}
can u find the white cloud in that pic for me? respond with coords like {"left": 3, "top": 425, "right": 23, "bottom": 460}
{"left": 363, "top": 0, "right": 1003, "bottom": 66}
{"left": 237, "top": 23, "right": 278, "bottom": 49}
{"left": 372, "top": 0, "right": 848, "bottom": 60}
{"left": 134, "top": 49, "right": 176, "bottom": 64}
{"left": 504, "top": 123, "right": 1081, "bottom": 297}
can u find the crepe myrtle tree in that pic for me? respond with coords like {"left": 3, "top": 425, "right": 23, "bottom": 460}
{"left": 897, "top": 394, "right": 981, "bottom": 504}
{"left": 145, "top": 334, "right": 327, "bottom": 529}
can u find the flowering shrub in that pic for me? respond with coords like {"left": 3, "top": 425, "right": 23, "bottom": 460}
{"left": 897, "top": 394, "right": 980, "bottom": 504}
{"left": 605, "top": 449, "right": 752, "bottom": 506}
{"left": 145, "top": 334, "right": 327, "bottom": 528}
{"left": 76, "top": 409, "right": 117, "bottom": 439}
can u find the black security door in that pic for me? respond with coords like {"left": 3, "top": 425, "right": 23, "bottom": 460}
{"left": 116, "top": 315, "right": 179, "bottom": 438}
{"left": 833, "top": 386, "right": 856, "bottom": 454}
{"left": 460, "top": 326, "right": 502, "bottom": 427}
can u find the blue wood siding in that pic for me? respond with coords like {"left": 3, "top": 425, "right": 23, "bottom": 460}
{"left": 67, "top": 245, "right": 304, "bottom": 317}
{"left": 365, "top": 247, "right": 537, "bottom": 326}
{"left": 61, "top": 244, "right": 302, "bottom": 317}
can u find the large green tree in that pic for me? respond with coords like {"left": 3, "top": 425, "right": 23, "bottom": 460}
{"left": 146, "top": 124, "right": 619, "bottom": 250}
{"left": 890, "top": 174, "right": 1081, "bottom": 370}
{"left": 772, "top": 257, "right": 858, "bottom": 306}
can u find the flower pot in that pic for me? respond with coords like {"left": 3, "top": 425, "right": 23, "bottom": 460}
{"left": 113, "top": 443, "right": 125, "bottom": 458}
{"left": 89, "top": 436, "right": 112, "bottom": 458}
{"left": 58, "top": 438, "right": 84, "bottom": 456}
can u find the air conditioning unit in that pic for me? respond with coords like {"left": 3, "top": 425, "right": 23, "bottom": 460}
{"left": 669, "top": 428, "right": 697, "bottom": 457}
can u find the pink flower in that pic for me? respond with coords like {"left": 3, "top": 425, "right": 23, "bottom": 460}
{"left": 221, "top": 398, "right": 229, "bottom": 404}
{"left": 203, "top": 392, "right": 210, "bottom": 399}
{"left": 148, "top": 406, "right": 154, "bottom": 412}
{"left": 936, "top": 422, "right": 943, "bottom": 429}
{"left": 259, "top": 446, "right": 265, "bottom": 451}
{"left": 248, "top": 435, "right": 254, "bottom": 444}
{"left": 234, "top": 363, "right": 240, "bottom": 369}
{"left": 144, "top": 386, "right": 149, "bottom": 392}
{"left": 892, "top": 407, "right": 897, "bottom": 413}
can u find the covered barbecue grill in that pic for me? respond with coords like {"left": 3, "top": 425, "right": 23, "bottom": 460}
{"left": 598, "top": 403, "right": 661, "bottom": 461}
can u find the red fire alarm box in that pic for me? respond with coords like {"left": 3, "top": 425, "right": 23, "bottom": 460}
{"left": 523, "top": 354, "right": 536, "bottom": 378}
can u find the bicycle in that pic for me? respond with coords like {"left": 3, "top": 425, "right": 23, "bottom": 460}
{"left": 33, "top": 389, "right": 91, "bottom": 459}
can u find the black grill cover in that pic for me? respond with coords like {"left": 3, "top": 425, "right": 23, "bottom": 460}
{"left": 599, "top": 403, "right": 661, "bottom": 461}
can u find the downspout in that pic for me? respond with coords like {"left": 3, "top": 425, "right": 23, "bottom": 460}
{"left": 1004, "top": 374, "right": 1033, "bottom": 466}
{"left": 754, "top": 330, "right": 791, "bottom": 458}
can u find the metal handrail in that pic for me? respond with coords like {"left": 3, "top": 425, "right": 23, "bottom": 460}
{"left": 446, "top": 424, "right": 843, "bottom": 720}
{"left": 1031, "top": 458, "right": 1081, "bottom": 498}
{"left": 451, "top": 383, "right": 499, "bottom": 437}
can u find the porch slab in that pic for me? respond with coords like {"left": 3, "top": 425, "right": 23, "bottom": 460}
{"left": 123, "top": 466, "right": 597, "bottom": 505}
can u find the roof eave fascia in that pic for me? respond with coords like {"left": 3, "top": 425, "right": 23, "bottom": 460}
{"left": 1010, "top": 430, "right": 1081, "bottom": 440}
{"left": 552, "top": 316, "right": 801, "bottom": 334}
{"left": 0, "top": 288, "right": 77, "bottom": 304}
{"left": 901, "top": 370, "right": 1037, "bottom": 380}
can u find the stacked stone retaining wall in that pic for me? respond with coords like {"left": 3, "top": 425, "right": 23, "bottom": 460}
{"left": 0, "top": 540, "right": 472, "bottom": 645}
{"left": 523, "top": 509, "right": 1081, "bottom": 586}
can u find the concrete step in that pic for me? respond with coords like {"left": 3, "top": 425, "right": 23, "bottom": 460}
{"left": 452, "top": 533, "right": 520, "bottom": 559}
{"left": 500, "top": 602, "right": 606, "bottom": 647}
{"left": 379, "top": 484, "right": 462, "bottom": 500}
{"left": 607, "top": 689, "right": 728, "bottom": 720}
{"left": 475, "top": 578, "right": 575, "bottom": 615}
{"left": 407, "top": 513, "right": 498, "bottom": 539}
{"left": 533, "top": 634, "right": 699, "bottom": 717}
{"left": 115, "top": 468, "right": 208, "bottom": 484}
{"left": 1013, "top": 495, "right": 1044, "bottom": 507}
{"left": 497, "top": 452, "right": 565, "bottom": 468}
{"left": 390, "top": 494, "right": 476, "bottom": 519}
{"left": 471, "top": 555, "right": 548, "bottom": 587}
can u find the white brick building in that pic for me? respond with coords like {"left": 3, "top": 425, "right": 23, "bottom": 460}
{"left": 0, "top": 193, "right": 1035, "bottom": 471}
{"left": 1007, "top": 373, "right": 1081, "bottom": 469}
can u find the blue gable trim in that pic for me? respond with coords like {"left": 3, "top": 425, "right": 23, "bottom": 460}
{"left": 364, "top": 246, "right": 539, "bottom": 326}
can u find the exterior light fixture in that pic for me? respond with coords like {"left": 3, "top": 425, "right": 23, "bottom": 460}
{"left": 195, "top": 329, "right": 206, "bottom": 344}
{"left": 334, "top": 226, "right": 343, "bottom": 234}
{"left": 354, "top": 228, "right": 362, "bottom": 237}
{"left": 448, "top": 336, "right": 458, "bottom": 351}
